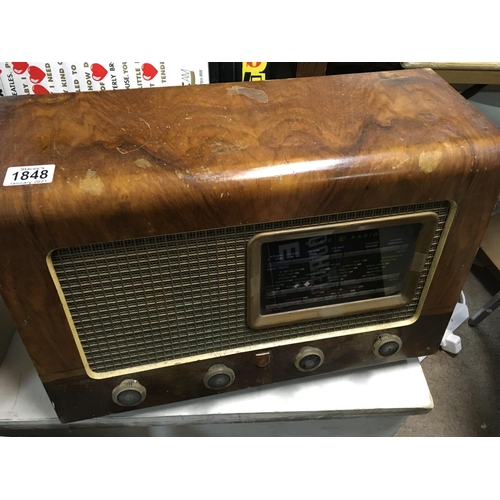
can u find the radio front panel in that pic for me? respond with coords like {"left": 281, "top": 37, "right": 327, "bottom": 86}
{"left": 48, "top": 202, "right": 449, "bottom": 379}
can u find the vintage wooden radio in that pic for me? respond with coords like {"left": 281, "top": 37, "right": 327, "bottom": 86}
{"left": 1, "top": 69, "right": 500, "bottom": 423}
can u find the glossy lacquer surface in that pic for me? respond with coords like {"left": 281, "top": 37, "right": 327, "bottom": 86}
{"left": 1, "top": 69, "right": 500, "bottom": 422}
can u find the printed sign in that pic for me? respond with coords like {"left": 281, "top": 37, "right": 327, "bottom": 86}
{"left": 0, "top": 62, "right": 210, "bottom": 96}
{"left": 242, "top": 62, "right": 267, "bottom": 81}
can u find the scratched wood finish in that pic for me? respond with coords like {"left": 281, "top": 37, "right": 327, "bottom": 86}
{"left": 1, "top": 69, "right": 500, "bottom": 422}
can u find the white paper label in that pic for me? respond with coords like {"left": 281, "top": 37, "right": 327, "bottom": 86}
{"left": 3, "top": 165, "right": 55, "bottom": 186}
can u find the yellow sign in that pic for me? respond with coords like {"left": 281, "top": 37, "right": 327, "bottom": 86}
{"left": 242, "top": 62, "right": 267, "bottom": 81}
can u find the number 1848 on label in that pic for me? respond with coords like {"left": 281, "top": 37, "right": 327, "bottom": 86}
{"left": 3, "top": 165, "right": 55, "bottom": 186}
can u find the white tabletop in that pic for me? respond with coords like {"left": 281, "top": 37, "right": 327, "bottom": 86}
{"left": 0, "top": 333, "right": 433, "bottom": 428}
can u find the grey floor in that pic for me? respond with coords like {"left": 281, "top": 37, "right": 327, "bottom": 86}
{"left": 396, "top": 264, "right": 500, "bottom": 436}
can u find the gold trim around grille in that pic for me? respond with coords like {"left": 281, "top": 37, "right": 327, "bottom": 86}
{"left": 46, "top": 200, "right": 455, "bottom": 380}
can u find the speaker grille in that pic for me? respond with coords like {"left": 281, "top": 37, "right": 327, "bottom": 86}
{"left": 50, "top": 201, "right": 450, "bottom": 374}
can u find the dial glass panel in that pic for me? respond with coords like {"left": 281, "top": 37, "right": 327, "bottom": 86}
{"left": 260, "top": 223, "right": 421, "bottom": 315}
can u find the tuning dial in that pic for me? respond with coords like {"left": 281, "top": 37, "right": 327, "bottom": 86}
{"left": 203, "top": 364, "right": 235, "bottom": 390}
{"left": 295, "top": 346, "right": 325, "bottom": 372}
{"left": 112, "top": 379, "right": 147, "bottom": 407}
{"left": 373, "top": 334, "right": 402, "bottom": 358}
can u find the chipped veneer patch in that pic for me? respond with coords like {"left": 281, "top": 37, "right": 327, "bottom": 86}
{"left": 135, "top": 158, "right": 152, "bottom": 169}
{"left": 419, "top": 151, "right": 442, "bottom": 173}
{"left": 79, "top": 170, "right": 104, "bottom": 196}
{"left": 227, "top": 85, "right": 268, "bottom": 103}
{"left": 210, "top": 141, "right": 248, "bottom": 155}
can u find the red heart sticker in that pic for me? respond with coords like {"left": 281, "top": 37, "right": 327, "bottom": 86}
{"left": 28, "top": 65, "right": 46, "bottom": 84}
{"left": 142, "top": 63, "right": 158, "bottom": 81}
{"left": 91, "top": 63, "right": 108, "bottom": 82}
{"left": 32, "top": 84, "right": 50, "bottom": 94}
{"left": 12, "top": 62, "right": 29, "bottom": 75}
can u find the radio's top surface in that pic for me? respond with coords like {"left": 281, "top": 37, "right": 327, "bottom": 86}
{"left": 1, "top": 68, "right": 500, "bottom": 242}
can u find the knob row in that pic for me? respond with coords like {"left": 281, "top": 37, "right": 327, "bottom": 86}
{"left": 112, "top": 334, "right": 402, "bottom": 406}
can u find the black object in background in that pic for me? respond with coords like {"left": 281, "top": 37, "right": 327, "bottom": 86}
{"left": 209, "top": 63, "right": 297, "bottom": 83}
{"left": 209, "top": 62, "right": 403, "bottom": 83}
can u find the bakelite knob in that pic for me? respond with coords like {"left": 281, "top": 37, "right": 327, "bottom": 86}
{"left": 112, "top": 379, "right": 147, "bottom": 407}
{"left": 203, "top": 364, "right": 235, "bottom": 390}
{"left": 294, "top": 346, "right": 325, "bottom": 372}
{"left": 373, "top": 334, "right": 403, "bottom": 358}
